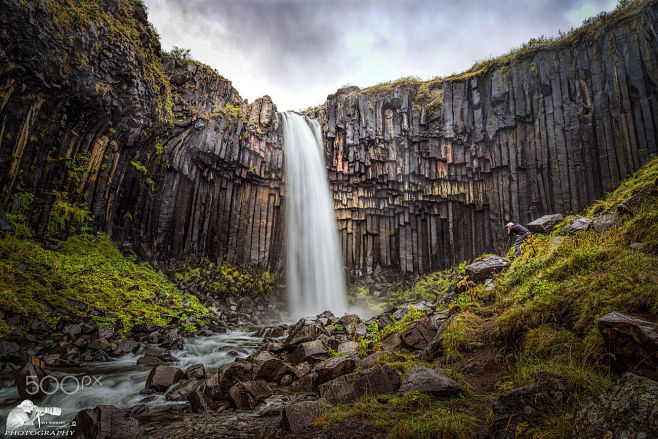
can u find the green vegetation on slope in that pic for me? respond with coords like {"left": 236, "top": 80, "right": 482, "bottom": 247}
{"left": 0, "top": 216, "right": 210, "bottom": 338}
{"left": 319, "top": 156, "right": 658, "bottom": 438}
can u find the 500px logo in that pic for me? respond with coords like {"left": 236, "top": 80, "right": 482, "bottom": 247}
{"left": 25, "top": 375, "right": 103, "bottom": 396}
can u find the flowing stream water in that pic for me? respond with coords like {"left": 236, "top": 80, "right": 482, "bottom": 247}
{"left": 0, "top": 331, "right": 264, "bottom": 432}
{"left": 281, "top": 112, "right": 348, "bottom": 320}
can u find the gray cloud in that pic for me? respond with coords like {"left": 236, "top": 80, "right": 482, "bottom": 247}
{"left": 144, "top": 0, "right": 618, "bottom": 110}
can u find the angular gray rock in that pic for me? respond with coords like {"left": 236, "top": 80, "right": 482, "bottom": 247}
{"left": 187, "top": 389, "right": 216, "bottom": 412}
{"left": 185, "top": 363, "right": 206, "bottom": 379}
{"left": 143, "top": 365, "right": 184, "bottom": 393}
{"left": 398, "top": 366, "right": 463, "bottom": 397}
{"left": 318, "top": 365, "right": 400, "bottom": 404}
{"left": 289, "top": 340, "right": 329, "bottom": 365}
{"left": 571, "top": 372, "right": 658, "bottom": 439}
{"left": 228, "top": 380, "right": 273, "bottom": 409}
{"left": 315, "top": 356, "right": 356, "bottom": 385}
{"left": 560, "top": 216, "right": 592, "bottom": 235}
{"left": 491, "top": 373, "right": 567, "bottom": 439}
{"left": 592, "top": 212, "right": 620, "bottom": 233}
{"left": 527, "top": 214, "right": 564, "bottom": 234}
{"left": 465, "top": 256, "right": 510, "bottom": 283}
{"left": 281, "top": 398, "right": 329, "bottom": 432}
{"left": 336, "top": 341, "right": 360, "bottom": 357}
{"left": 165, "top": 378, "right": 205, "bottom": 401}
{"left": 284, "top": 320, "right": 327, "bottom": 348}
{"left": 216, "top": 360, "right": 253, "bottom": 395}
{"left": 598, "top": 311, "right": 658, "bottom": 380}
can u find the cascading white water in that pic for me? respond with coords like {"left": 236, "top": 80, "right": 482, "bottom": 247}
{"left": 281, "top": 112, "right": 348, "bottom": 320}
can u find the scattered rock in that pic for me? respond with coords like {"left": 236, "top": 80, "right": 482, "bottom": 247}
{"left": 0, "top": 340, "right": 20, "bottom": 362}
{"left": 14, "top": 360, "right": 51, "bottom": 402}
{"left": 336, "top": 341, "right": 360, "bottom": 358}
{"left": 318, "top": 365, "right": 400, "bottom": 404}
{"left": 228, "top": 380, "right": 273, "bottom": 409}
{"left": 185, "top": 363, "right": 206, "bottom": 379}
{"left": 216, "top": 360, "right": 253, "bottom": 395}
{"left": 560, "top": 216, "right": 592, "bottom": 235}
{"left": 598, "top": 311, "right": 658, "bottom": 380}
{"left": 491, "top": 373, "right": 567, "bottom": 439}
{"left": 630, "top": 242, "right": 645, "bottom": 250}
{"left": 381, "top": 333, "right": 402, "bottom": 352}
{"left": 289, "top": 340, "right": 328, "bottom": 365}
{"left": 284, "top": 320, "right": 327, "bottom": 348}
{"left": 165, "top": 378, "right": 205, "bottom": 401}
{"left": 527, "top": 214, "right": 564, "bottom": 234}
{"left": 360, "top": 352, "right": 385, "bottom": 369}
{"left": 465, "top": 256, "right": 510, "bottom": 283}
{"left": 187, "top": 389, "right": 216, "bottom": 412}
{"left": 97, "top": 325, "right": 114, "bottom": 339}
{"left": 72, "top": 405, "right": 144, "bottom": 439}
{"left": 143, "top": 365, "right": 184, "bottom": 393}
{"left": 315, "top": 356, "right": 356, "bottom": 385}
{"left": 617, "top": 185, "right": 656, "bottom": 216}
{"left": 62, "top": 324, "right": 82, "bottom": 337}
{"left": 571, "top": 372, "right": 658, "bottom": 439}
{"left": 290, "top": 373, "right": 316, "bottom": 393}
{"left": 592, "top": 212, "right": 620, "bottom": 233}
{"left": 256, "top": 326, "right": 286, "bottom": 338}
{"left": 281, "top": 398, "right": 330, "bottom": 432}
{"left": 398, "top": 366, "right": 463, "bottom": 398}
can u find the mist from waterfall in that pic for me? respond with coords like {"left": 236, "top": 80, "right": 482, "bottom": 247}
{"left": 281, "top": 112, "right": 348, "bottom": 320}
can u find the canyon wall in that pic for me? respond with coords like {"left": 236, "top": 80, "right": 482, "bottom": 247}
{"left": 1, "top": 0, "right": 657, "bottom": 279}
{"left": 0, "top": 0, "right": 285, "bottom": 273}
{"left": 312, "top": 3, "right": 658, "bottom": 275}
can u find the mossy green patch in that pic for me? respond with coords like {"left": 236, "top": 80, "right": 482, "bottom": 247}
{"left": 0, "top": 229, "right": 209, "bottom": 338}
{"left": 175, "top": 258, "right": 274, "bottom": 298}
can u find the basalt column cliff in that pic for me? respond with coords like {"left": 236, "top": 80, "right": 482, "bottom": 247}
{"left": 1, "top": 0, "right": 657, "bottom": 278}
{"left": 312, "top": 4, "right": 658, "bottom": 275}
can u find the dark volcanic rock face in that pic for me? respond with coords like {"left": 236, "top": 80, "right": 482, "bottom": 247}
{"left": 2, "top": 0, "right": 658, "bottom": 279}
{"left": 310, "top": 4, "right": 658, "bottom": 275}
{"left": 0, "top": 0, "right": 284, "bottom": 274}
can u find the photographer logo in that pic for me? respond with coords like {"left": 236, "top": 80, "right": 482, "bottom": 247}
{"left": 5, "top": 399, "right": 62, "bottom": 433}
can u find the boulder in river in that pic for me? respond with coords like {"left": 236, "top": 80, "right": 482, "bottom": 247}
{"left": 217, "top": 360, "right": 253, "bottom": 394}
{"left": 143, "top": 365, "right": 184, "bottom": 393}
{"left": 187, "top": 389, "right": 216, "bottom": 412}
{"left": 228, "top": 380, "right": 273, "bottom": 409}
{"left": 14, "top": 359, "right": 51, "bottom": 402}
{"left": 72, "top": 405, "right": 144, "bottom": 439}
{"left": 165, "top": 378, "right": 206, "bottom": 401}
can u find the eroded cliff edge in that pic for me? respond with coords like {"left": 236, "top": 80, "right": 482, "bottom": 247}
{"left": 1, "top": 0, "right": 657, "bottom": 279}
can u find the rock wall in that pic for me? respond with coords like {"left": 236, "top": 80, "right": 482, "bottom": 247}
{"left": 311, "top": 4, "right": 658, "bottom": 275}
{"left": 0, "top": 0, "right": 284, "bottom": 273}
{"left": 2, "top": 0, "right": 658, "bottom": 279}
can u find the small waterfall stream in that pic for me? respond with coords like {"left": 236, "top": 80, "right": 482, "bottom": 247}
{"left": 281, "top": 112, "right": 348, "bottom": 320}
{"left": 0, "top": 332, "right": 264, "bottom": 431}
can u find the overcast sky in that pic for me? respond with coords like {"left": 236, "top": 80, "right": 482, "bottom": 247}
{"left": 143, "top": 0, "right": 618, "bottom": 111}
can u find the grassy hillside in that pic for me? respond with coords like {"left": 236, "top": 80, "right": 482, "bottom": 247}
{"left": 0, "top": 215, "right": 210, "bottom": 338}
{"left": 319, "top": 156, "right": 658, "bottom": 438}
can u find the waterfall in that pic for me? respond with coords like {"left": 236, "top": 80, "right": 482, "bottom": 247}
{"left": 281, "top": 112, "right": 348, "bottom": 320}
